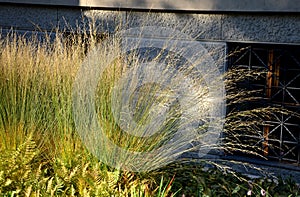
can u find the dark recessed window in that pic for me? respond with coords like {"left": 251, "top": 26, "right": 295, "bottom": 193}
{"left": 227, "top": 43, "right": 300, "bottom": 165}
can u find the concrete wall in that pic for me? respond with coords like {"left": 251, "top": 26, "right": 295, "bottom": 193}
{"left": 125, "top": 12, "right": 300, "bottom": 44}
{"left": 0, "top": 4, "right": 299, "bottom": 44}
{"left": 0, "top": 0, "right": 300, "bottom": 12}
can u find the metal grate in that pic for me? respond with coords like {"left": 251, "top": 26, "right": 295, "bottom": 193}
{"left": 227, "top": 43, "right": 300, "bottom": 165}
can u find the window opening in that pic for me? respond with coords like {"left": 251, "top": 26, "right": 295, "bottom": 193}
{"left": 227, "top": 43, "right": 300, "bottom": 165}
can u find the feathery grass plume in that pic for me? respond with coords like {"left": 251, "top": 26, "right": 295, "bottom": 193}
{"left": 160, "top": 44, "right": 300, "bottom": 196}
{"left": 72, "top": 22, "right": 226, "bottom": 172}
{"left": 0, "top": 26, "right": 197, "bottom": 196}
{"left": 0, "top": 30, "right": 86, "bottom": 161}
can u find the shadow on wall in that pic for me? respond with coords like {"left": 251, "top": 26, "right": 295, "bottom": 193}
{"left": 2, "top": 0, "right": 299, "bottom": 44}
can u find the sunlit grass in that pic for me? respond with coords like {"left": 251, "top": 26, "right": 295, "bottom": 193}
{"left": 0, "top": 32, "right": 83, "bottom": 160}
{"left": 0, "top": 30, "right": 179, "bottom": 196}
{"left": 0, "top": 23, "right": 299, "bottom": 196}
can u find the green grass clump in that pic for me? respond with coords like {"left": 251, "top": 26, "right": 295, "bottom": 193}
{"left": 0, "top": 31, "right": 178, "bottom": 196}
{"left": 0, "top": 32, "right": 82, "bottom": 158}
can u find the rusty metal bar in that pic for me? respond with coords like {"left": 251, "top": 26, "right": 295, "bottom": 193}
{"left": 263, "top": 49, "right": 274, "bottom": 156}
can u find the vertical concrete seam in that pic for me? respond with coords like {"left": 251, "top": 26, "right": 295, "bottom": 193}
{"left": 220, "top": 14, "right": 224, "bottom": 41}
